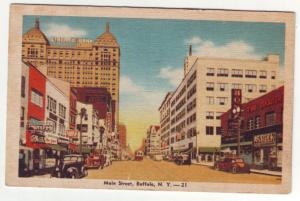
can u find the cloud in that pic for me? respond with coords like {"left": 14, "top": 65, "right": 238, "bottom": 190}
{"left": 157, "top": 66, "right": 183, "bottom": 87}
{"left": 120, "top": 76, "right": 143, "bottom": 94}
{"left": 120, "top": 75, "right": 165, "bottom": 107}
{"left": 44, "top": 23, "right": 87, "bottom": 38}
{"left": 186, "top": 36, "right": 262, "bottom": 60}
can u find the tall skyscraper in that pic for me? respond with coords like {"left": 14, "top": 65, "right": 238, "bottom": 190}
{"left": 22, "top": 18, "right": 120, "bottom": 123}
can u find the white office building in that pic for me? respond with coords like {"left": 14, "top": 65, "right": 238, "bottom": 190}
{"left": 166, "top": 51, "right": 281, "bottom": 162}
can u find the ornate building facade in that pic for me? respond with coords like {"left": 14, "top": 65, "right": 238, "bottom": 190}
{"left": 22, "top": 18, "right": 120, "bottom": 123}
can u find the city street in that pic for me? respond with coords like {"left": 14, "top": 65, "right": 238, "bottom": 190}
{"left": 86, "top": 158, "right": 281, "bottom": 184}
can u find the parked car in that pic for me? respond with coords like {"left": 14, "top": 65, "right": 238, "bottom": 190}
{"left": 214, "top": 157, "right": 250, "bottom": 174}
{"left": 51, "top": 154, "right": 88, "bottom": 179}
{"left": 85, "top": 153, "right": 106, "bottom": 169}
{"left": 135, "top": 151, "right": 144, "bottom": 161}
{"left": 174, "top": 153, "right": 191, "bottom": 165}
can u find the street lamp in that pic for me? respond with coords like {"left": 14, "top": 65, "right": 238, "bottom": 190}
{"left": 78, "top": 108, "right": 88, "bottom": 155}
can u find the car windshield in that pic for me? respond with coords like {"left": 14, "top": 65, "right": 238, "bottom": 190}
{"left": 64, "top": 156, "right": 80, "bottom": 162}
{"left": 235, "top": 159, "right": 244, "bottom": 163}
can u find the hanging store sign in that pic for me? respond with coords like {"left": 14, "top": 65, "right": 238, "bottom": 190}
{"left": 45, "top": 134, "right": 57, "bottom": 144}
{"left": 66, "top": 130, "right": 79, "bottom": 139}
{"left": 253, "top": 133, "right": 276, "bottom": 147}
{"left": 28, "top": 121, "right": 54, "bottom": 133}
{"left": 57, "top": 137, "right": 69, "bottom": 145}
{"left": 30, "top": 134, "right": 45, "bottom": 144}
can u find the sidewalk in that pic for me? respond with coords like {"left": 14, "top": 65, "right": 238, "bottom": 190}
{"left": 191, "top": 160, "right": 214, "bottom": 167}
{"left": 250, "top": 169, "right": 282, "bottom": 177}
{"left": 191, "top": 160, "right": 282, "bottom": 176}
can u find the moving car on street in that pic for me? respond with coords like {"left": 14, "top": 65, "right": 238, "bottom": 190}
{"left": 214, "top": 157, "right": 250, "bottom": 174}
{"left": 174, "top": 153, "right": 191, "bottom": 165}
{"left": 51, "top": 154, "right": 88, "bottom": 179}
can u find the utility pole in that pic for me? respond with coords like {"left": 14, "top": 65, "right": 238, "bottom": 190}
{"left": 79, "top": 108, "right": 87, "bottom": 155}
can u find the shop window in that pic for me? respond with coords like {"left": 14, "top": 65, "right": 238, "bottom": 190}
{"left": 206, "top": 126, "right": 214, "bottom": 135}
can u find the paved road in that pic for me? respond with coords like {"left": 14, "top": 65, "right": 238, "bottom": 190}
{"left": 86, "top": 158, "right": 281, "bottom": 184}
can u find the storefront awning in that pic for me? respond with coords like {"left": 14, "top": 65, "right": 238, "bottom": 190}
{"left": 198, "top": 147, "right": 220, "bottom": 153}
{"left": 173, "top": 147, "right": 193, "bottom": 153}
{"left": 75, "top": 146, "right": 92, "bottom": 154}
{"left": 48, "top": 144, "right": 67, "bottom": 152}
{"left": 221, "top": 141, "right": 252, "bottom": 148}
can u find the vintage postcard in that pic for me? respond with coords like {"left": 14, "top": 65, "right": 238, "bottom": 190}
{"left": 6, "top": 4, "right": 295, "bottom": 193}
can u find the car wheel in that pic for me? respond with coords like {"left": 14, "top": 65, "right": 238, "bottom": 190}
{"left": 232, "top": 166, "right": 238, "bottom": 174}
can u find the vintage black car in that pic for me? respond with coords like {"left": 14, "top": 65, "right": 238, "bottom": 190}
{"left": 174, "top": 153, "right": 191, "bottom": 165}
{"left": 51, "top": 154, "right": 88, "bottom": 179}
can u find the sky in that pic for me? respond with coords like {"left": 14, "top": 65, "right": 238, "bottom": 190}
{"left": 23, "top": 16, "right": 285, "bottom": 150}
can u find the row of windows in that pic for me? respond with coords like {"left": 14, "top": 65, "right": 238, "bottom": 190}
{"left": 206, "top": 126, "right": 223, "bottom": 135}
{"left": 206, "top": 82, "right": 272, "bottom": 93}
{"left": 206, "top": 111, "right": 223, "bottom": 120}
{"left": 207, "top": 68, "right": 276, "bottom": 79}
{"left": 207, "top": 96, "right": 228, "bottom": 105}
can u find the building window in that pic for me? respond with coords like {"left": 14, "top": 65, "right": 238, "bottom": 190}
{"left": 259, "top": 71, "right": 267, "bottom": 79}
{"left": 21, "top": 76, "right": 26, "bottom": 97}
{"left": 232, "top": 83, "right": 243, "bottom": 90}
{"left": 206, "top": 126, "right": 214, "bottom": 135}
{"left": 259, "top": 85, "right": 267, "bottom": 93}
{"left": 59, "top": 103, "right": 66, "bottom": 119}
{"left": 231, "top": 69, "right": 243, "bottom": 78}
{"left": 20, "top": 107, "right": 25, "bottom": 127}
{"left": 265, "top": 112, "right": 276, "bottom": 126}
{"left": 206, "top": 82, "right": 214, "bottom": 91}
{"left": 218, "top": 83, "right": 228, "bottom": 91}
{"left": 216, "top": 112, "right": 223, "bottom": 120}
{"left": 216, "top": 127, "right": 222, "bottom": 135}
{"left": 206, "top": 111, "right": 214, "bottom": 119}
{"left": 206, "top": 68, "right": 214, "bottom": 76}
{"left": 217, "top": 97, "right": 227, "bottom": 105}
{"left": 255, "top": 116, "right": 261, "bottom": 128}
{"left": 207, "top": 96, "right": 214, "bottom": 105}
{"left": 245, "top": 84, "right": 257, "bottom": 93}
{"left": 247, "top": 118, "right": 255, "bottom": 130}
{"left": 31, "top": 89, "right": 43, "bottom": 107}
{"left": 245, "top": 70, "right": 257, "bottom": 78}
{"left": 217, "top": 68, "right": 229, "bottom": 77}
{"left": 271, "top": 71, "right": 276, "bottom": 79}
{"left": 47, "top": 96, "right": 57, "bottom": 114}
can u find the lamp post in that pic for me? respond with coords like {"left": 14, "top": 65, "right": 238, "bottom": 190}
{"left": 78, "top": 108, "right": 87, "bottom": 155}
